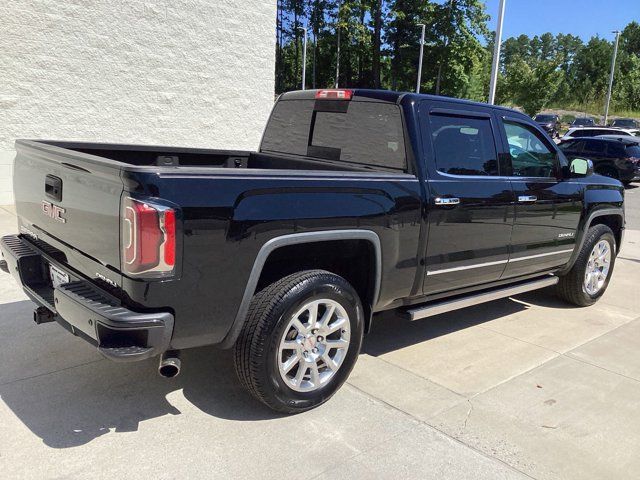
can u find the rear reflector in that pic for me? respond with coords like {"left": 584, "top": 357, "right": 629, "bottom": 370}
{"left": 122, "top": 197, "right": 176, "bottom": 277}
{"left": 315, "top": 89, "right": 353, "bottom": 100}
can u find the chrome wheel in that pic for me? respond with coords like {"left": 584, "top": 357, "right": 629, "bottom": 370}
{"left": 584, "top": 240, "right": 612, "bottom": 296}
{"left": 278, "top": 299, "right": 350, "bottom": 393}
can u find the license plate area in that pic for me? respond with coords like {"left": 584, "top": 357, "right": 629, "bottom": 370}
{"left": 49, "top": 263, "right": 70, "bottom": 288}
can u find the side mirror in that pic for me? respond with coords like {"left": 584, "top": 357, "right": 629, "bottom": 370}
{"left": 570, "top": 158, "right": 594, "bottom": 176}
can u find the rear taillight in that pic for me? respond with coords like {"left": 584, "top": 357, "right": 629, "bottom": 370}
{"left": 122, "top": 197, "right": 176, "bottom": 277}
{"left": 315, "top": 89, "right": 353, "bottom": 100}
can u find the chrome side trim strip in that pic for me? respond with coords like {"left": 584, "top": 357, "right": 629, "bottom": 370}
{"left": 426, "top": 248, "right": 574, "bottom": 276}
{"left": 407, "top": 276, "right": 559, "bottom": 321}
{"left": 426, "top": 259, "right": 508, "bottom": 276}
{"left": 508, "top": 249, "right": 574, "bottom": 262}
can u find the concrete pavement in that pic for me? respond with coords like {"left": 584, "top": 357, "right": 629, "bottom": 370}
{"left": 0, "top": 186, "right": 639, "bottom": 479}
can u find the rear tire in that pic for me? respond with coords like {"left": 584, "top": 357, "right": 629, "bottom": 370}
{"left": 557, "top": 224, "right": 616, "bottom": 306}
{"left": 234, "top": 270, "right": 364, "bottom": 414}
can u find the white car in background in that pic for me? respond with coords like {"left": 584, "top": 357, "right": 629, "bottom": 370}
{"left": 561, "top": 126, "right": 639, "bottom": 140}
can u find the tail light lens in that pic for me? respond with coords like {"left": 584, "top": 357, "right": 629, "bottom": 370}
{"left": 122, "top": 197, "right": 176, "bottom": 277}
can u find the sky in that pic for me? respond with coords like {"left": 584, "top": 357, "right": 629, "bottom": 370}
{"left": 484, "top": 0, "right": 640, "bottom": 41}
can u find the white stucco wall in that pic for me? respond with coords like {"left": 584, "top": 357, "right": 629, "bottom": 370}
{"left": 0, "top": 0, "right": 276, "bottom": 204}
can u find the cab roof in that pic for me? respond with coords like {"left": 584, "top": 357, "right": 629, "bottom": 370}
{"left": 279, "top": 88, "right": 526, "bottom": 118}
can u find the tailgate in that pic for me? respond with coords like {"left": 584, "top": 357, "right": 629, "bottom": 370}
{"left": 13, "top": 140, "right": 124, "bottom": 272}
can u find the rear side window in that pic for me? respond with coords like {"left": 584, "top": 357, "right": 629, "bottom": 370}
{"left": 559, "top": 140, "right": 584, "bottom": 152}
{"left": 429, "top": 114, "right": 498, "bottom": 175}
{"left": 584, "top": 140, "right": 606, "bottom": 154}
{"left": 261, "top": 99, "right": 407, "bottom": 171}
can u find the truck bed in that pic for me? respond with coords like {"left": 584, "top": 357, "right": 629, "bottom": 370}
{"left": 34, "top": 140, "right": 374, "bottom": 172}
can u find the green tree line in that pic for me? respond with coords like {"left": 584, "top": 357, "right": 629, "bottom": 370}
{"left": 276, "top": 0, "right": 640, "bottom": 117}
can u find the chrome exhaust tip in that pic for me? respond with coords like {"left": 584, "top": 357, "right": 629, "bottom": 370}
{"left": 158, "top": 350, "right": 181, "bottom": 378}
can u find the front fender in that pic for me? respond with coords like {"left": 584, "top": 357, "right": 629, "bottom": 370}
{"left": 558, "top": 182, "right": 624, "bottom": 274}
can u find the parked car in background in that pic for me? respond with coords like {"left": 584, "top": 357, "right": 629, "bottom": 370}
{"left": 571, "top": 117, "right": 596, "bottom": 127}
{"left": 610, "top": 118, "right": 639, "bottom": 129}
{"left": 559, "top": 136, "right": 640, "bottom": 185}
{"left": 533, "top": 113, "right": 561, "bottom": 138}
{"left": 561, "top": 127, "right": 636, "bottom": 140}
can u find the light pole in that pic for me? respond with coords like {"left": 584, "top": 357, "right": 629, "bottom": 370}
{"left": 488, "top": 0, "right": 506, "bottom": 105}
{"left": 604, "top": 30, "right": 621, "bottom": 125}
{"left": 416, "top": 24, "right": 426, "bottom": 93}
{"left": 299, "top": 26, "right": 308, "bottom": 90}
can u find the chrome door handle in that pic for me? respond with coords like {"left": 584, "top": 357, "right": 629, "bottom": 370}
{"left": 434, "top": 197, "right": 460, "bottom": 206}
{"left": 518, "top": 195, "right": 537, "bottom": 203}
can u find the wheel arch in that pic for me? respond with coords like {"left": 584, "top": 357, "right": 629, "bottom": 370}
{"left": 220, "top": 230, "right": 382, "bottom": 348}
{"left": 559, "top": 208, "right": 624, "bottom": 275}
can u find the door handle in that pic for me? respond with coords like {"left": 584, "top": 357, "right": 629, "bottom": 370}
{"left": 518, "top": 195, "right": 537, "bottom": 203}
{"left": 434, "top": 197, "right": 460, "bottom": 206}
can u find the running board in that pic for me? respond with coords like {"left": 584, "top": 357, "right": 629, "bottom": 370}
{"left": 405, "top": 276, "right": 559, "bottom": 321}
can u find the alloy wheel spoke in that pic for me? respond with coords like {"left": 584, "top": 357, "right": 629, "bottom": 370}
{"left": 281, "top": 340, "right": 299, "bottom": 351}
{"left": 292, "top": 318, "right": 308, "bottom": 335}
{"left": 325, "top": 317, "right": 347, "bottom": 335}
{"left": 295, "top": 363, "right": 308, "bottom": 385}
{"left": 319, "top": 304, "right": 336, "bottom": 329}
{"left": 282, "top": 354, "right": 300, "bottom": 375}
{"left": 310, "top": 362, "right": 321, "bottom": 386}
{"left": 321, "top": 352, "right": 337, "bottom": 371}
{"left": 307, "top": 303, "right": 319, "bottom": 330}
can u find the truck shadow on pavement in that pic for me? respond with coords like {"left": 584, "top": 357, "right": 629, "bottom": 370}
{"left": 0, "top": 301, "right": 286, "bottom": 449}
{"left": 363, "top": 286, "right": 562, "bottom": 356}
{"left": 0, "top": 287, "right": 562, "bottom": 448}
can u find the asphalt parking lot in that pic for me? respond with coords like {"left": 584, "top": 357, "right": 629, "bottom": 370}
{"left": 1, "top": 186, "right": 639, "bottom": 479}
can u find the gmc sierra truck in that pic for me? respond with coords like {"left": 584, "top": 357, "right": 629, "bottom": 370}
{"left": 1, "top": 89, "right": 625, "bottom": 413}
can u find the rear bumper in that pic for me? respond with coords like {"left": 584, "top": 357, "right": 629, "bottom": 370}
{"left": 0, "top": 234, "right": 173, "bottom": 362}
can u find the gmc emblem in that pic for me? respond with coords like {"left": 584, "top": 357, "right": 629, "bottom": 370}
{"left": 42, "top": 200, "right": 66, "bottom": 223}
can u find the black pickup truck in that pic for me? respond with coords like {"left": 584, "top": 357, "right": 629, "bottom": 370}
{"left": 1, "top": 89, "right": 625, "bottom": 413}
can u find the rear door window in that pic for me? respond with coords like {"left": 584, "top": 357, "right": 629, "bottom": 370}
{"left": 583, "top": 140, "right": 607, "bottom": 154}
{"left": 428, "top": 114, "right": 499, "bottom": 176}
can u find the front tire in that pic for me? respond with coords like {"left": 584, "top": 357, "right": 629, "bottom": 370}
{"left": 234, "top": 270, "right": 364, "bottom": 413}
{"left": 557, "top": 224, "right": 616, "bottom": 306}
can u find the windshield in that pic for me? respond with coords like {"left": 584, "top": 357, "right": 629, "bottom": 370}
{"left": 573, "top": 118, "right": 594, "bottom": 125}
{"left": 612, "top": 119, "right": 636, "bottom": 127}
{"left": 534, "top": 115, "right": 554, "bottom": 122}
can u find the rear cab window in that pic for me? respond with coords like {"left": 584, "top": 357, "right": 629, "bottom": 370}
{"left": 261, "top": 98, "right": 407, "bottom": 172}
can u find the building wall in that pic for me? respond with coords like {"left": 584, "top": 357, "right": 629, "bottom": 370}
{"left": 0, "top": 0, "right": 277, "bottom": 204}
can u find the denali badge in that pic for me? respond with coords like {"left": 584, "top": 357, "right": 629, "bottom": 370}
{"left": 42, "top": 200, "right": 66, "bottom": 223}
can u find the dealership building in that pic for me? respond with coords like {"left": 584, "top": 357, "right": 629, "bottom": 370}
{"left": 0, "top": 0, "right": 276, "bottom": 204}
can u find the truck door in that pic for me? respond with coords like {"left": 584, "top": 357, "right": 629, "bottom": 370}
{"left": 419, "top": 101, "right": 515, "bottom": 295}
{"left": 497, "top": 116, "right": 582, "bottom": 279}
